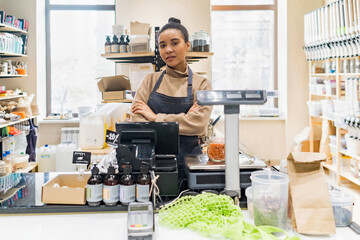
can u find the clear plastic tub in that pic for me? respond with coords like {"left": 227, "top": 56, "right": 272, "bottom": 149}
{"left": 307, "top": 101, "right": 322, "bottom": 116}
{"left": 321, "top": 100, "right": 334, "bottom": 119}
{"left": 251, "top": 170, "right": 289, "bottom": 230}
{"left": 245, "top": 186, "right": 253, "bottom": 218}
{"left": 330, "top": 190, "right": 354, "bottom": 227}
{"left": 324, "top": 80, "right": 336, "bottom": 95}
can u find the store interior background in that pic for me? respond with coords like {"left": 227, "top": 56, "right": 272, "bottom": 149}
{"left": 0, "top": 0, "right": 329, "bottom": 163}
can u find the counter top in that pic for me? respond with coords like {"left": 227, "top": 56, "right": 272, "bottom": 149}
{"left": 0, "top": 211, "right": 358, "bottom": 240}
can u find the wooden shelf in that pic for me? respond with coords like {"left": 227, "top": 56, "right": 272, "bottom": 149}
{"left": 16, "top": 162, "right": 37, "bottom": 173}
{"left": 101, "top": 99, "right": 133, "bottom": 103}
{"left": 0, "top": 23, "right": 28, "bottom": 34}
{"left": 322, "top": 162, "right": 336, "bottom": 172}
{"left": 340, "top": 171, "right": 360, "bottom": 186}
{"left": 320, "top": 116, "right": 334, "bottom": 121}
{"left": 101, "top": 52, "right": 155, "bottom": 58}
{"left": 0, "top": 75, "right": 27, "bottom": 78}
{"left": 340, "top": 149, "right": 360, "bottom": 161}
{"left": 310, "top": 93, "right": 336, "bottom": 98}
{"left": 338, "top": 73, "right": 360, "bottom": 77}
{"left": 0, "top": 52, "right": 26, "bottom": 57}
{"left": 0, "top": 116, "right": 36, "bottom": 129}
{"left": 310, "top": 73, "right": 336, "bottom": 77}
{"left": 0, "top": 95, "right": 26, "bottom": 101}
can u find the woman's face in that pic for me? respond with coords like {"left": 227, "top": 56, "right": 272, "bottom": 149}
{"left": 158, "top": 28, "right": 190, "bottom": 71}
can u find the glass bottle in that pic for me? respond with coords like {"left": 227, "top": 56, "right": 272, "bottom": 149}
{"left": 136, "top": 165, "right": 151, "bottom": 202}
{"left": 86, "top": 164, "right": 103, "bottom": 206}
{"left": 119, "top": 35, "right": 126, "bottom": 53}
{"left": 105, "top": 36, "right": 111, "bottom": 54}
{"left": 119, "top": 165, "right": 135, "bottom": 205}
{"left": 126, "top": 35, "right": 130, "bottom": 53}
{"left": 103, "top": 164, "right": 119, "bottom": 206}
{"left": 110, "top": 35, "right": 120, "bottom": 53}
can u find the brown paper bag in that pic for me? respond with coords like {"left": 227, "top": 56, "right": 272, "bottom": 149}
{"left": 287, "top": 152, "right": 336, "bottom": 235}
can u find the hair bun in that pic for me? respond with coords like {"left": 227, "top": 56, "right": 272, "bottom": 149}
{"left": 168, "top": 17, "right": 181, "bottom": 24}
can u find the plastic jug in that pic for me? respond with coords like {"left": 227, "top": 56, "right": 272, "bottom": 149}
{"left": 56, "top": 143, "right": 77, "bottom": 172}
{"left": 37, "top": 144, "right": 57, "bottom": 172}
{"left": 250, "top": 170, "right": 289, "bottom": 230}
{"left": 79, "top": 114, "right": 105, "bottom": 149}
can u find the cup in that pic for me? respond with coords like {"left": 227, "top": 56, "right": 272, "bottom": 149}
{"left": 251, "top": 170, "right": 289, "bottom": 230}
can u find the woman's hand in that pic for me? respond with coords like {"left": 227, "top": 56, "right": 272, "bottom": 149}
{"left": 131, "top": 100, "right": 157, "bottom": 122}
{"left": 188, "top": 102, "right": 199, "bottom": 113}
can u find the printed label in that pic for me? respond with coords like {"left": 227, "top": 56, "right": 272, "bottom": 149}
{"left": 120, "top": 184, "right": 135, "bottom": 204}
{"left": 136, "top": 184, "right": 150, "bottom": 202}
{"left": 103, "top": 185, "right": 119, "bottom": 203}
{"left": 120, "top": 45, "right": 126, "bottom": 53}
{"left": 86, "top": 184, "right": 103, "bottom": 202}
{"left": 105, "top": 45, "right": 111, "bottom": 53}
{"left": 111, "top": 44, "right": 119, "bottom": 53}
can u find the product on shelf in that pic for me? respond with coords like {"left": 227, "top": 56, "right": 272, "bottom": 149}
{"left": 136, "top": 164, "right": 151, "bottom": 202}
{"left": 120, "top": 164, "right": 135, "bottom": 205}
{"left": 86, "top": 164, "right": 103, "bottom": 206}
{"left": 103, "top": 164, "right": 120, "bottom": 206}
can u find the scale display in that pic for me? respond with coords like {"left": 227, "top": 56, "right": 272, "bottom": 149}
{"left": 197, "top": 90, "right": 267, "bottom": 105}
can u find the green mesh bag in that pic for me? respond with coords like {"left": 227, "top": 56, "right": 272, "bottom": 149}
{"left": 159, "top": 193, "right": 300, "bottom": 240}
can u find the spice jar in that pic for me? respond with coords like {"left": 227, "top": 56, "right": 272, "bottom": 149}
{"left": 207, "top": 137, "right": 225, "bottom": 162}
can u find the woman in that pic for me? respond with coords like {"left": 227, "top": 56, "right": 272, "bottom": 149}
{"left": 131, "top": 17, "right": 212, "bottom": 190}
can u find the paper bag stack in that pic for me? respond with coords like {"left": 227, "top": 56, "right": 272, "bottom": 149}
{"left": 287, "top": 152, "right": 336, "bottom": 235}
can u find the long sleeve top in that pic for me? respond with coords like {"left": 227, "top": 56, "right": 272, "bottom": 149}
{"left": 131, "top": 64, "right": 212, "bottom": 136}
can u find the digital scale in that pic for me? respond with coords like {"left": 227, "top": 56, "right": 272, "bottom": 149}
{"left": 195, "top": 90, "right": 267, "bottom": 197}
{"left": 127, "top": 202, "right": 154, "bottom": 240}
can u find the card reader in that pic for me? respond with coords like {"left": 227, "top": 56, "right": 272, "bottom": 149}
{"left": 127, "top": 202, "right": 154, "bottom": 240}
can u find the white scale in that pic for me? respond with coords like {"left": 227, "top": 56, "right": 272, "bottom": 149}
{"left": 197, "top": 90, "right": 267, "bottom": 197}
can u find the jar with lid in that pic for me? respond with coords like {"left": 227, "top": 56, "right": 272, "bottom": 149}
{"left": 207, "top": 137, "right": 225, "bottom": 162}
{"left": 190, "top": 30, "right": 210, "bottom": 52}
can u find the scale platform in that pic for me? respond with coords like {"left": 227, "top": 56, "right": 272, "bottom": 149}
{"left": 185, "top": 153, "right": 266, "bottom": 171}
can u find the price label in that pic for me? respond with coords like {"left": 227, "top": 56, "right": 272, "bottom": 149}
{"left": 72, "top": 151, "right": 91, "bottom": 165}
{"left": 106, "top": 129, "right": 120, "bottom": 147}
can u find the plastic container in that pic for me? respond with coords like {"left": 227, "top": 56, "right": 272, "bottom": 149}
{"left": 307, "top": 101, "right": 322, "bottom": 116}
{"left": 207, "top": 137, "right": 225, "bottom": 162}
{"left": 324, "top": 80, "right": 336, "bottom": 95}
{"left": 37, "top": 144, "right": 57, "bottom": 172}
{"left": 79, "top": 114, "right": 105, "bottom": 149}
{"left": 321, "top": 100, "right": 334, "bottom": 119}
{"left": 330, "top": 190, "right": 354, "bottom": 227}
{"left": 245, "top": 186, "right": 253, "bottom": 218}
{"left": 315, "top": 84, "right": 326, "bottom": 95}
{"left": 0, "top": 160, "right": 6, "bottom": 176}
{"left": 56, "top": 143, "right": 77, "bottom": 172}
{"left": 190, "top": 30, "right": 210, "bottom": 52}
{"left": 251, "top": 170, "right": 289, "bottom": 230}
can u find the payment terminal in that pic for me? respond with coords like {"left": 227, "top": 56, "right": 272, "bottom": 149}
{"left": 127, "top": 202, "right": 154, "bottom": 240}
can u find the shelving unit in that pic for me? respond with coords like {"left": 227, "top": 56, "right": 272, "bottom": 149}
{"left": 309, "top": 58, "right": 360, "bottom": 187}
{"left": 0, "top": 116, "right": 37, "bottom": 129}
{"left": 0, "top": 75, "right": 27, "bottom": 78}
{"left": 0, "top": 52, "right": 26, "bottom": 57}
{"left": 0, "top": 95, "right": 27, "bottom": 100}
{"left": 0, "top": 23, "right": 28, "bottom": 34}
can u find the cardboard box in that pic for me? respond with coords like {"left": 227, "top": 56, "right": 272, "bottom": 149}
{"left": 301, "top": 140, "right": 320, "bottom": 152}
{"left": 42, "top": 174, "right": 90, "bottom": 205}
{"left": 97, "top": 75, "right": 131, "bottom": 92}
{"left": 102, "top": 90, "right": 126, "bottom": 100}
{"left": 130, "top": 21, "right": 151, "bottom": 36}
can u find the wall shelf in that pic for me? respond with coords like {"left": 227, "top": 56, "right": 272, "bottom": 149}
{"left": 0, "top": 52, "right": 27, "bottom": 57}
{"left": 322, "top": 162, "right": 336, "bottom": 172}
{"left": 0, "top": 24, "right": 27, "bottom": 34}
{"left": 0, "top": 116, "right": 37, "bottom": 129}
{"left": 0, "top": 95, "right": 26, "bottom": 101}
{"left": 0, "top": 75, "right": 27, "bottom": 78}
{"left": 340, "top": 171, "right": 360, "bottom": 187}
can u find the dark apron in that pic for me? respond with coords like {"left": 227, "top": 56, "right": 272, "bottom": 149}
{"left": 147, "top": 67, "right": 202, "bottom": 189}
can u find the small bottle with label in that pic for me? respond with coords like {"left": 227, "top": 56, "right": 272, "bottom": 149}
{"left": 103, "top": 164, "right": 119, "bottom": 206}
{"left": 119, "top": 35, "right": 126, "bottom": 53}
{"left": 136, "top": 165, "right": 151, "bottom": 202}
{"left": 126, "top": 35, "right": 131, "bottom": 53}
{"left": 86, "top": 164, "right": 103, "bottom": 206}
{"left": 111, "top": 35, "right": 120, "bottom": 53}
{"left": 105, "top": 36, "right": 111, "bottom": 54}
{"left": 119, "top": 165, "right": 135, "bottom": 205}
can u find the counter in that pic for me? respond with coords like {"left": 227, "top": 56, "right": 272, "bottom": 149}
{"left": 0, "top": 211, "right": 358, "bottom": 240}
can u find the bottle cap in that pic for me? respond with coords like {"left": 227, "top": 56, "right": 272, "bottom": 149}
{"left": 140, "top": 164, "right": 149, "bottom": 174}
{"left": 124, "top": 165, "right": 132, "bottom": 175}
{"left": 108, "top": 165, "right": 115, "bottom": 175}
{"left": 91, "top": 164, "right": 99, "bottom": 175}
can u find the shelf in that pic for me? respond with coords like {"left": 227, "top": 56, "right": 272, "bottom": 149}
{"left": 101, "top": 99, "right": 133, "bottom": 103}
{"left": 0, "top": 95, "right": 26, "bottom": 101}
{"left": 322, "top": 162, "right": 336, "bottom": 172}
{"left": 0, "top": 75, "right": 27, "bottom": 78}
{"left": 0, "top": 52, "right": 26, "bottom": 57}
{"left": 0, "top": 23, "right": 28, "bottom": 34}
{"left": 340, "top": 171, "right": 360, "bottom": 186}
{"left": 310, "top": 73, "right": 336, "bottom": 77}
{"left": 340, "top": 149, "right": 360, "bottom": 161}
{"left": 320, "top": 116, "right": 334, "bottom": 121}
{"left": 0, "top": 116, "right": 36, "bottom": 129}
{"left": 310, "top": 93, "right": 336, "bottom": 98}
{"left": 16, "top": 162, "right": 37, "bottom": 173}
{"left": 338, "top": 73, "right": 360, "bottom": 77}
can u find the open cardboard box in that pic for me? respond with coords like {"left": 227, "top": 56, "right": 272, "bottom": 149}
{"left": 42, "top": 174, "right": 90, "bottom": 205}
{"left": 97, "top": 75, "right": 131, "bottom": 100}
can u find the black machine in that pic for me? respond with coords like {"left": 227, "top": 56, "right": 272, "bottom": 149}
{"left": 115, "top": 122, "right": 180, "bottom": 196}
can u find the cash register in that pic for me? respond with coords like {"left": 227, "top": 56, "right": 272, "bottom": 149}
{"left": 115, "top": 122, "right": 180, "bottom": 197}
{"left": 185, "top": 90, "right": 268, "bottom": 206}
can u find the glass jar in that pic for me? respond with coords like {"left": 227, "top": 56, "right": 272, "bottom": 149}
{"left": 207, "top": 137, "right": 225, "bottom": 162}
{"left": 190, "top": 30, "right": 210, "bottom": 52}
